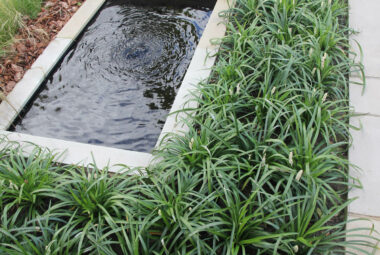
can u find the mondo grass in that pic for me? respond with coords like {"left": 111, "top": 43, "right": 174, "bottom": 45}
{"left": 0, "top": 0, "right": 378, "bottom": 254}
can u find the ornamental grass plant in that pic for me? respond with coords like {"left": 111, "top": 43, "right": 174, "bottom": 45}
{"left": 0, "top": 0, "right": 42, "bottom": 57}
{"left": 0, "top": 0, "right": 378, "bottom": 254}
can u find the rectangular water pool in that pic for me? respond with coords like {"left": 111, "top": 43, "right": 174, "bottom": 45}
{"left": 10, "top": 0, "right": 216, "bottom": 153}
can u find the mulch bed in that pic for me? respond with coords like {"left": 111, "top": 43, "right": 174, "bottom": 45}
{"left": 0, "top": 0, "right": 85, "bottom": 95}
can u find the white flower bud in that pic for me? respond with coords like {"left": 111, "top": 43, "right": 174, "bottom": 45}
{"left": 295, "top": 170, "right": 303, "bottom": 181}
{"left": 289, "top": 151, "right": 293, "bottom": 166}
{"left": 322, "top": 92, "right": 328, "bottom": 102}
{"left": 261, "top": 153, "right": 266, "bottom": 167}
{"left": 236, "top": 83, "right": 241, "bottom": 94}
{"left": 189, "top": 137, "right": 194, "bottom": 150}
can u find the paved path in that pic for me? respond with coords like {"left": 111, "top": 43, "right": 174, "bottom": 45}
{"left": 348, "top": 0, "right": 380, "bottom": 253}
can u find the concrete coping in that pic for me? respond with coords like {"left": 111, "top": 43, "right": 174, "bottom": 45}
{"left": 0, "top": 0, "right": 231, "bottom": 172}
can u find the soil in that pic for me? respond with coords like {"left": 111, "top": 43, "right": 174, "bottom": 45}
{"left": 0, "top": 0, "right": 85, "bottom": 95}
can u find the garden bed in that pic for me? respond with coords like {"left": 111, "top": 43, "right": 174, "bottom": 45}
{"left": 0, "top": 0, "right": 84, "bottom": 95}
{"left": 0, "top": 0, "right": 378, "bottom": 254}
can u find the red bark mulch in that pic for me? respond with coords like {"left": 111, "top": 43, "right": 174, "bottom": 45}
{"left": 0, "top": 0, "right": 85, "bottom": 95}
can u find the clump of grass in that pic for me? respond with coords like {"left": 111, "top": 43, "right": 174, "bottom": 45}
{"left": 0, "top": 0, "right": 42, "bottom": 57}
{"left": 0, "top": 139, "right": 59, "bottom": 222}
{"left": 0, "top": 1, "right": 22, "bottom": 57}
{"left": 10, "top": 0, "right": 43, "bottom": 18}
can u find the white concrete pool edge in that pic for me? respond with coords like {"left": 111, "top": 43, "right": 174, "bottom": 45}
{"left": 0, "top": 0, "right": 230, "bottom": 172}
{"left": 0, "top": 130, "right": 152, "bottom": 173}
{"left": 155, "top": 0, "right": 230, "bottom": 147}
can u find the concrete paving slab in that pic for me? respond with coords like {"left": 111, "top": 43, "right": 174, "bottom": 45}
{"left": 350, "top": 77, "right": 380, "bottom": 116}
{"left": 349, "top": 115, "right": 380, "bottom": 216}
{"left": 350, "top": 0, "right": 380, "bottom": 78}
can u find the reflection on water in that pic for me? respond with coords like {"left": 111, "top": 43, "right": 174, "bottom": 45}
{"left": 12, "top": 0, "right": 214, "bottom": 153}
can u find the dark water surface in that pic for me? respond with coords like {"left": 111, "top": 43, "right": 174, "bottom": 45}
{"left": 12, "top": 0, "right": 214, "bottom": 152}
